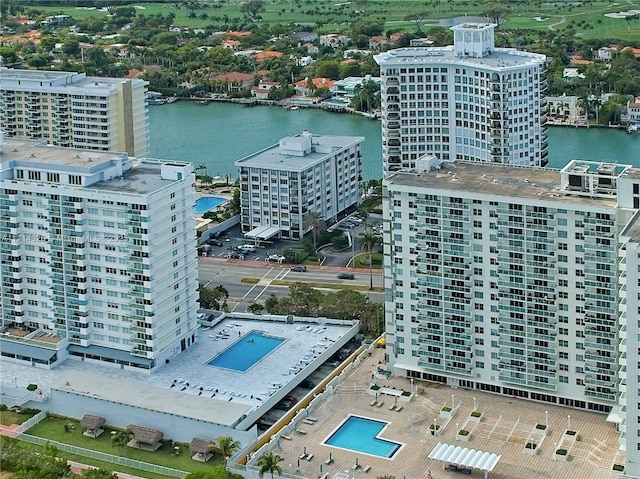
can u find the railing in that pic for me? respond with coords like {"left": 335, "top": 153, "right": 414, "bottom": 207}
{"left": 14, "top": 433, "right": 189, "bottom": 478}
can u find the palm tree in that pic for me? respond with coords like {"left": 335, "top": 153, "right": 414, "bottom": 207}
{"left": 359, "top": 230, "right": 381, "bottom": 291}
{"left": 303, "top": 211, "right": 326, "bottom": 252}
{"left": 210, "top": 435, "right": 241, "bottom": 465}
{"left": 257, "top": 451, "right": 283, "bottom": 479}
{"left": 110, "top": 430, "right": 131, "bottom": 457}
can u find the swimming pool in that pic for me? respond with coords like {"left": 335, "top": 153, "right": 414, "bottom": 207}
{"left": 322, "top": 98, "right": 350, "bottom": 106}
{"left": 324, "top": 416, "right": 402, "bottom": 458}
{"left": 207, "top": 331, "right": 286, "bottom": 372}
{"left": 195, "top": 196, "right": 226, "bottom": 214}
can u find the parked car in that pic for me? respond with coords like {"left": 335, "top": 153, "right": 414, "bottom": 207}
{"left": 291, "top": 265, "right": 307, "bottom": 272}
{"left": 337, "top": 272, "right": 355, "bottom": 280}
{"left": 301, "top": 379, "right": 315, "bottom": 389}
{"left": 208, "top": 239, "right": 223, "bottom": 246}
{"left": 285, "top": 394, "right": 298, "bottom": 404}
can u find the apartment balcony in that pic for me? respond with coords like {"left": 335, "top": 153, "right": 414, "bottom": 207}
{"left": 386, "top": 87, "right": 400, "bottom": 95}
{"left": 386, "top": 78, "right": 399, "bottom": 87}
{"left": 386, "top": 95, "right": 400, "bottom": 104}
{"left": 386, "top": 122, "right": 400, "bottom": 130}
{"left": 388, "top": 156, "right": 401, "bottom": 164}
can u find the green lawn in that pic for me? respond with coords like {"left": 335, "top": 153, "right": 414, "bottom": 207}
{"left": 0, "top": 409, "right": 38, "bottom": 426}
{"left": 26, "top": 415, "right": 225, "bottom": 476}
{"left": 28, "top": 0, "right": 640, "bottom": 41}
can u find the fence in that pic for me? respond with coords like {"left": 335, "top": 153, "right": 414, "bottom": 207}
{"left": 15, "top": 433, "right": 189, "bottom": 479}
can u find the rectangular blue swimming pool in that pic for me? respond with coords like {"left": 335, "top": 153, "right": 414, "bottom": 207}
{"left": 207, "top": 331, "right": 285, "bottom": 372}
{"left": 324, "top": 416, "right": 402, "bottom": 458}
{"left": 195, "top": 196, "right": 226, "bottom": 214}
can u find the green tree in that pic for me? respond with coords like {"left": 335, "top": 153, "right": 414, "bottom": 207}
{"left": 199, "top": 284, "right": 230, "bottom": 311}
{"left": 77, "top": 468, "right": 118, "bottom": 479}
{"left": 303, "top": 211, "right": 326, "bottom": 251}
{"left": 241, "top": 0, "right": 266, "bottom": 20}
{"left": 110, "top": 430, "right": 130, "bottom": 457}
{"left": 210, "top": 436, "right": 241, "bottom": 465}
{"left": 405, "top": 11, "right": 430, "bottom": 33}
{"left": 359, "top": 230, "right": 381, "bottom": 290}
{"left": 257, "top": 451, "right": 283, "bottom": 479}
{"left": 247, "top": 303, "right": 265, "bottom": 314}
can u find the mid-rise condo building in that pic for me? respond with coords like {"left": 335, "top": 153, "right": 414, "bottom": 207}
{"left": 0, "top": 68, "right": 148, "bottom": 157}
{"left": 382, "top": 158, "right": 639, "bottom": 471}
{"left": 235, "top": 131, "right": 363, "bottom": 240}
{"left": 374, "top": 23, "right": 548, "bottom": 176}
{"left": 0, "top": 135, "right": 197, "bottom": 370}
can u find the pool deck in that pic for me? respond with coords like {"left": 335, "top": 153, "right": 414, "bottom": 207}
{"left": 272, "top": 348, "right": 624, "bottom": 479}
{"left": 0, "top": 319, "right": 353, "bottom": 416}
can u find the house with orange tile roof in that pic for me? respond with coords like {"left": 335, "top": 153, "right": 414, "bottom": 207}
{"left": 621, "top": 46, "right": 640, "bottom": 57}
{"left": 253, "top": 50, "right": 284, "bottom": 62}
{"left": 222, "top": 39, "right": 241, "bottom": 50}
{"left": 369, "top": 35, "right": 391, "bottom": 50}
{"left": 389, "top": 32, "right": 404, "bottom": 44}
{"left": 294, "top": 77, "right": 335, "bottom": 96}
{"left": 212, "top": 71, "right": 256, "bottom": 92}
{"left": 304, "top": 43, "right": 319, "bottom": 54}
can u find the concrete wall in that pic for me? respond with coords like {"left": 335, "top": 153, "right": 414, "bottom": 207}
{"left": 46, "top": 388, "right": 257, "bottom": 445}
{"left": 201, "top": 215, "right": 240, "bottom": 242}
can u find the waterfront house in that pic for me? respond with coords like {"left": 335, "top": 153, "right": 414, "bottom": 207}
{"left": 212, "top": 71, "right": 256, "bottom": 92}
{"left": 547, "top": 95, "right": 581, "bottom": 123}
{"left": 331, "top": 75, "right": 381, "bottom": 100}
{"left": 623, "top": 97, "right": 640, "bottom": 123}
{"left": 251, "top": 80, "right": 281, "bottom": 100}
{"left": 294, "top": 77, "right": 335, "bottom": 97}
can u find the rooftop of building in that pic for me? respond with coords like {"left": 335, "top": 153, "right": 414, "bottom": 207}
{"left": 621, "top": 210, "right": 640, "bottom": 241}
{"left": 0, "top": 138, "right": 191, "bottom": 196}
{"left": 0, "top": 317, "right": 356, "bottom": 428}
{"left": 235, "top": 132, "right": 364, "bottom": 172}
{"left": 374, "top": 46, "right": 545, "bottom": 69}
{"left": 1, "top": 138, "right": 124, "bottom": 168}
{"left": 0, "top": 67, "right": 146, "bottom": 91}
{"left": 386, "top": 161, "right": 619, "bottom": 207}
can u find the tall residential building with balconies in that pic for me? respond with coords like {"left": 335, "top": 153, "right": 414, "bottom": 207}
{"left": 382, "top": 158, "right": 640, "bottom": 468}
{"left": 0, "top": 68, "right": 148, "bottom": 157}
{"left": 374, "top": 23, "right": 548, "bottom": 176}
{"left": 235, "top": 131, "right": 363, "bottom": 241}
{"left": 0, "top": 135, "right": 197, "bottom": 371}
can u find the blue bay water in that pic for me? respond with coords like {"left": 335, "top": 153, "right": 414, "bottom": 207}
{"left": 149, "top": 102, "right": 640, "bottom": 181}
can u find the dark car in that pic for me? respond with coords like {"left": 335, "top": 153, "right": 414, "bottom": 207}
{"left": 291, "top": 265, "right": 307, "bottom": 272}
{"left": 337, "top": 272, "right": 355, "bottom": 280}
{"left": 207, "top": 239, "right": 223, "bottom": 246}
{"left": 274, "top": 400, "right": 295, "bottom": 411}
{"left": 301, "top": 379, "right": 315, "bottom": 389}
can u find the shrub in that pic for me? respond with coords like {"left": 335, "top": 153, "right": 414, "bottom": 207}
{"left": 458, "top": 429, "right": 469, "bottom": 436}
{"left": 26, "top": 384, "right": 38, "bottom": 392}
{"left": 470, "top": 411, "right": 482, "bottom": 417}
{"left": 613, "top": 464, "right": 625, "bottom": 472}
{"left": 441, "top": 406, "right": 452, "bottom": 412}
{"left": 401, "top": 390, "right": 411, "bottom": 396}
{"left": 556, "top": 449, "right": 567, "bottom": 455}
{"left": 370, "top": 384, "right": 380, "bottom": 390}
{"left": 565, "top": 430, "right": 576, "bottom": 436}
{"left": 526, "top": 442, "right": 537, "bottom": 450}
{"left": 0, "top": 404, "right": 8, "bottom": 411}
{"left": 429, "top": 424, "right": 440, "bottom": 430}
{"left": 536, "top": 424, "right": 547, "bottom": 430}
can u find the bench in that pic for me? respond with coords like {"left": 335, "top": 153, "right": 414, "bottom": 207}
{"left": 363, "top": 466, "right": 371, "bottom": 473}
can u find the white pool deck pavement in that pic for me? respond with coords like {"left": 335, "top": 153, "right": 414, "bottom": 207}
{"left": 0, "top": 320, "right": 352, "bottom": 416}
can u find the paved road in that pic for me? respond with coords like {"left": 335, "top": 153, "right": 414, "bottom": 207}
{"left": 198, "top": 258, "right": 384, "bottom": 312}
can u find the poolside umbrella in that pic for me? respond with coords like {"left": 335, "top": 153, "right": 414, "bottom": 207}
{"left": 355, "top": 457, "right": 359, "bottom": 467}
{"left": 320, "top": 465, "right": 323, "bottom": 474}
{"left": 329, "top": 453, "right": 332, "bottom": 462}
{"left": 304, "top": 447, "right": 307, "bottom": 455}
{"left": 298, "top": 459, "right": 301, "bottom": 467}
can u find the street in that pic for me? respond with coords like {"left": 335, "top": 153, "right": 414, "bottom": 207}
{"left": 197, "top": 258, "right": 384, "bottom": 312}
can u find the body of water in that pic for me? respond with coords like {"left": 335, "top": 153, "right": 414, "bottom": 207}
{"left": 149, "top": 102, "right": 640, "bottom": 181}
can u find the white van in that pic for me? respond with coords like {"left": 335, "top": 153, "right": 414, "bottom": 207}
{"left": 238, "top": 244, "right": 256, "bottom": 252}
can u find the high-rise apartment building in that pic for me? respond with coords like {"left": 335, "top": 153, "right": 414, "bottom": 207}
{"left": 382, "top": 158, "right": 639, "bottom": 470}
{"left": 374, "top": 23, "right": 548, "bottom": 176}
{"left": 235, "top": 131, "right": 363, "bottom": 240}
{"left": 0, "top": 68, "right": 148, "bottom": 157}
{"left": 0, "top": 135, "right": 198, "bottom": 370}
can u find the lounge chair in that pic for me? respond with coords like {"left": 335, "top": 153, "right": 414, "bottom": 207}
{"left": 395, "top": 405, "right": 403, "bottom": 412}
{"left": 370, "top": 399, "right": 377, "bottom": 406}
{"left": 303, "top": 418, "right": 315, "bottom": 425}
{"left": 376, "top": 401, "right": 384, "bottom": 407}
{"left": 325, "top": 457, "right": 334, "bottom": 465}
{"left": 282, "top": 435, "right": 292, "bottom": 440}
{"left": 299, "top": 454, "right": 307, "bottom": 460}
{"left": 297, "top": 429, "right": 307, "bottom": 435}
{"left": 363, "top": 466, "right": 371, "bottom": 473}
{"left": 307, "top": 417, "right": 318, "bottom": 422}
{"left": 389, "top": 404, "right": 396, "bottom": 410}
{"left": 306, "top": 454, "right": 314, "bottom": 461}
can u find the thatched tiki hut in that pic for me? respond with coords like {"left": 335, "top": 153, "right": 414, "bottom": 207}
{"left": 80, "top": 414, "right": 106, "bottom": 438}
{"left": 127, "top": 425, "right": 164, "bottom": 451}
{"left": 190, "top": 437, "right": 214, "bottom": 462}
